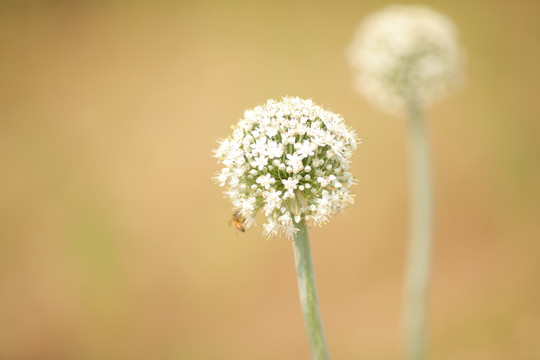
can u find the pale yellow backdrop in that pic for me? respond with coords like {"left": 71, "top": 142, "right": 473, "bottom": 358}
{"left": 1, "top": 1, "right": 539, "bottom": 359}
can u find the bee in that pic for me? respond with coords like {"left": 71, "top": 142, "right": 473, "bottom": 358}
{"left": 229, "top": 211, "right": 246, "bottom": 233}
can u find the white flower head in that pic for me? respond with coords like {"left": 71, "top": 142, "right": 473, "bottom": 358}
{"left": 213, "top": 97, "right": 359, "bottom": 239}
{"left": 347, "top": 5, "right": 466, "bottom": 113}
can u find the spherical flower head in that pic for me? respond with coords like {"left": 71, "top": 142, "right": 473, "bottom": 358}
{"left": 347, "top": 5, "right": 466, "bottom": 113}
{"left": 213, "top": 97, "right": 359, "bottom": 239}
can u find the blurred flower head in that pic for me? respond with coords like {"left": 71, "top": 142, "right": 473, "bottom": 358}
{"left": 347, "top": 5, "right": 466, "bottom": 113}
{"left": 213, "top": 97, "right": 359, "bottom": 239}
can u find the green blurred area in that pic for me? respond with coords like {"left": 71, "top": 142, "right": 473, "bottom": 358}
{"left": 0, "top": 1, "right": 539, "bottom": 359}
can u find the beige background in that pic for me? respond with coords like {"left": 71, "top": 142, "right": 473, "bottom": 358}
{"left": 1, "top": 0, "right": 539, "bottom": 359}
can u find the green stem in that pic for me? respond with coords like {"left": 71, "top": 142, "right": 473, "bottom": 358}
{"left": 292, "top": 220, "right": 330, "bottom": 360}
{"left": 404, "top": 98, "right": 433, "bottom": 360}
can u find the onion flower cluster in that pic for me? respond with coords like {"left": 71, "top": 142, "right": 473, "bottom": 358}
{"left": 347, "top": 5, "right": 466, "bottom": 113}
{"left": 213, "top": 97, "right": 359, "bottom": 239}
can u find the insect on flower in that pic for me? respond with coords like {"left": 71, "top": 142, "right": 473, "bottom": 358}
{"left": 229, "top": 211, "right": 246, "bottom": 233}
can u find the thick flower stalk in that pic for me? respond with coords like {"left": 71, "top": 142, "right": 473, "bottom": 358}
{"left": 214, "top": 96, "right": 359, "bottom": 359}
{"left": 213, "top": 96, "right": 358, "bottom": 239}
{"left": 347, "top": 5, "right": 465, "bottom": 360}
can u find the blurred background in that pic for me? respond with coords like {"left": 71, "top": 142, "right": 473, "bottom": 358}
{"left": 1, "top": 0, "right": 539, "bottom": 359}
